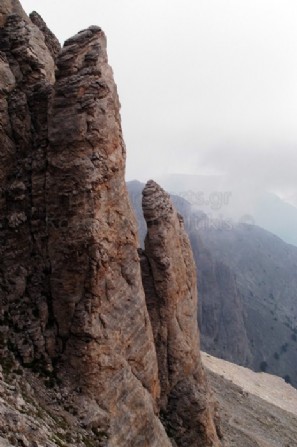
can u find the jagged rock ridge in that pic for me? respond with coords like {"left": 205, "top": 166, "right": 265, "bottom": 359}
{"left": 0, "top": 2, "right": 221, "bottom": 446}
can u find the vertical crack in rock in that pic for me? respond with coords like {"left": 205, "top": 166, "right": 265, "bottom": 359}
{"left": 141, "top": 180, "right": 222, "bottom": 447}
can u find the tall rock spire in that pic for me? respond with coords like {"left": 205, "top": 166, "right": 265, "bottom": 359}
{"left": 141, "top": 180, "right": 222, "bottom": 446}
{"left": 46, "top": 27, "right": 171, "bottom": 445}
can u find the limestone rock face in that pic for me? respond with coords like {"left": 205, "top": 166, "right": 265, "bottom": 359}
{"left": 1, "top": 2, "right": 221, "bottom": 446}
{"left": 0, "top": 13, "right": 55, "bottom": 85}
{"left": 0, "top": 6, "right": 170, "bottom": 443}
{"left": 46, "top": 26, "right": 171, "bottom": 446}
{"left": 141, "top": 180, "right": 221, "bottom": 447}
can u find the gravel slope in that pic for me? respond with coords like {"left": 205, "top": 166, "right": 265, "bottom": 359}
{"left": 202, "top": 352, "right": 297, "bottom": 447}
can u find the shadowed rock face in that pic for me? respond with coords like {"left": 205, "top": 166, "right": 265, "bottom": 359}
{"left": 0, "top": 4, "right": 56, "bottom": 369}
{"left": 0, "top": 2, "right": 221, "bottom": 446}
{"left": 141, "top": 180, "right": 221, "bottom": 447}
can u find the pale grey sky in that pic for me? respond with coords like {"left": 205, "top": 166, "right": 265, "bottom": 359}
{"left": 21, "top": 0, "right": 297, "bottom": 206}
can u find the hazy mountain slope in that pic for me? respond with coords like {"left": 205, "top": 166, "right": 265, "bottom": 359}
{"left": 189, "top": 232, "right": 252, "bottom": 366}
{"left": 254, "top": 192, "right": 297, "bottom": 247}
{"left": 202, "top": 352, "right": 297, "bottom": 447}
{"left": 199, "top": 223, "right": 297, "bottom": 386}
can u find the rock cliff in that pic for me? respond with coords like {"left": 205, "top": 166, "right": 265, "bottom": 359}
{"left": 0, "top": 2, "right": 221, "bottom": 446}
{"left": 0, "top": 1, "right": 56, "bottom": 370}
{"left": 29, "top": 11, "right": 61, "bottom": 60}
{"left": 46, "top": 25, "right": 170, "bottom": 447}
{"left": 0, "top": 0, "right": 28, "bottom": 26}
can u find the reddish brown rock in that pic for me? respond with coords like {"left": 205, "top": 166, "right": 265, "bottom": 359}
{"left": 0, "top": 5, "right": 170, "bottom": 444}
{"left": 141, "top": 180, "right": 221, "bottom": 446}
{"left": 46, "top": 27, "right": 171, "bottom": 446}
{"left": 0, "top": 2, "right": 223, "bottom": 446}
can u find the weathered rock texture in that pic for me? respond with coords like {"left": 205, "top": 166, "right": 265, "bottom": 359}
{"left": 29, "top": 11, "right": 61, "bottom": 60}
{"left": 141, "top": 180, "right": 221, "bottom": 447}
{"left": 0, "top": 0, "right": 28, "bottom": 26}
{"left": 0, "top": 2, "right": 56, "bottom": 371}
{"left": 0, "top": 2, "right": 221, "bottom": 446}
{"left": 46, "top": 26, "right": 171, "bottom": 446}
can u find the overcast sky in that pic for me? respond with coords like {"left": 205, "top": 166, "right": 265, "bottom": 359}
{"left": 21, "top": 0, "right": 297, "bottom": 206}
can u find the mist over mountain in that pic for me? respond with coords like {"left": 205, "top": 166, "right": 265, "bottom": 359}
{"left": 197, "top": 222, "right": 297, "bottom": 386}
{"left": 155, "top": 173, "right": 297, "bottom": 247}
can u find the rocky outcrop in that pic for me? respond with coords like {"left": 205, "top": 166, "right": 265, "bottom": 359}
{"left": 0, "top": 2, "right": 221, "bottom": 446}
{"left": 129, "top": 180, "right": 297, "bottom": 383}
{"left": 141, "top": 180, "right": 221, "bottom": 447}
{"left": 0, "top": 7, "right": 169, "bottom": 444}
